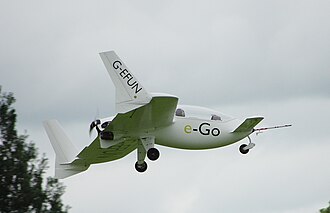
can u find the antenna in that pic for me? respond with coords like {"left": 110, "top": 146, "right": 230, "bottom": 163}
{"left": 254, "top": 124, "right": 292, "bottom": 135}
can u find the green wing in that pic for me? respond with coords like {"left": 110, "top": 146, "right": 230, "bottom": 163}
{"left": 108, "top": 96, "right": 178, "bottom": 131}
{"left": 77, "top": 137, "right": 138, "bottom": 164}
{"left": 77, "top": 96, "right": 178, "bottom": 165}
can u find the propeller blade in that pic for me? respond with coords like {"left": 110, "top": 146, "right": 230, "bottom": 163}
{"left": 89, "top": 119, "right": 101, "bottom": 137}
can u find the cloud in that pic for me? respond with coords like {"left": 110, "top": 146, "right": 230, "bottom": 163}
{"left": 1, "top": 0, "right": 330, "bottom": 212}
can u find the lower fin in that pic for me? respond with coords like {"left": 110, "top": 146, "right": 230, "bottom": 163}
{"left": 43, "top": 120, "right": 89, "bottom": 179}
{"left": 55, "top": 157, "right": 89, "bottom": 179}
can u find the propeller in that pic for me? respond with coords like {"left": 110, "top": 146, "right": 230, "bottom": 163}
{"left": 89, "top": 108, "right": 101, "bottom": 137}
{"left": 89, "top": 119, "right": 101, "bottom": 137}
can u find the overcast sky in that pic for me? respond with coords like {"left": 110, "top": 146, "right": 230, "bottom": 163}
{"left": 1, "top": 0, "right": 330, "bottom": 212}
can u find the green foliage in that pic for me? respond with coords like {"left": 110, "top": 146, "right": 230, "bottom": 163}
{"left": 320, "top": 201, "right": 330, "bottom": 213}
{"left": 0, "top": 87, "right": 69, "bottom": 213}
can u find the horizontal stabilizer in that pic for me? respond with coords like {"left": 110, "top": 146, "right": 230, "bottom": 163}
{"left": 232, "top": 117, "right": 264, "bottom": 133}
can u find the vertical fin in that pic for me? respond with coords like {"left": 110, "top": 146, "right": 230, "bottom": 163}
{"left": 54, "top": 157, "right": 88, "bottom": 179}
{"left": 43, "top": 120, "right": 88, "bottom": 178}
{"left": 43, "top": 120, "right": 78, "bottom": 163}
{"left": 99, "top": 51, "right": 152, "bottom": 113}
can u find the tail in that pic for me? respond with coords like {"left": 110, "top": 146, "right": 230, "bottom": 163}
{"left": 43, "top": 120, "right": 89, "bottom": 179}
{"left": 99, "top": 51, "right": 152, "bottom": 113}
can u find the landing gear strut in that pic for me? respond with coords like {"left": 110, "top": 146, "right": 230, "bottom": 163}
{"left": 239, "top": 136, "right": 255, "bottom": 154}
{"left": 135, "top": 137, "right": 160, "bottom": 173}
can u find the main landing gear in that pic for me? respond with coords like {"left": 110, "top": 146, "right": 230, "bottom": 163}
{"left": 135, "top": 137, "right": 160, "bottom": 173}
{"left": 147, "top": 148, "right": 160, "bottom": 161}
{"left": 135, "top": 148, "right": 160, "bottom": 173}
{"left": 135, "top": 161, "right": 148, "bottom": 173}
{"left": 239, "top": 136, "right": 255, "bottom": 154}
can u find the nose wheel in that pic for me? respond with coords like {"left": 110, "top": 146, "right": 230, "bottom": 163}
{"left": 239, "top": 136, "right": 255, "bottom": 154}
{"left": 239, "top": 144, "right": 249, "bottom": 154}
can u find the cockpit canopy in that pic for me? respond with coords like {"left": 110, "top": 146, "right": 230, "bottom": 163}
{"left": 175, "top": 105, "right": 232, "bottom": 121}
{"left": 175, "top": 108, "right": 186, "bottom": 117}
{"left": 211, "top": 114, "right": 222, "bottom": 121}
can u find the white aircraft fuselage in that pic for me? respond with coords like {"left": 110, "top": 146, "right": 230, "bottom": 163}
{"left": 43, "top": 51, "right": 273, "bottom": 178}
{"left": 97, "top": 99, "right": 251, "bottom": 150}
{"left": 155, "top": 117, "right": 249, "bottom": 149}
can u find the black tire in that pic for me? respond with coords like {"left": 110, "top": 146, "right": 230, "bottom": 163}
{"left": 147, "top": 148, "right": 160, "bottom": 161}
{"left": 239, "top": 144, "right": 249, "bottom": 154}
{"left": 135, "top": 161, "right": 147, "bottom": 173}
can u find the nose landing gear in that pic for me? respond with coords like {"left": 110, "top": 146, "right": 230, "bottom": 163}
{"left": 239, "top": 136, "right": 255, "bottom": 154}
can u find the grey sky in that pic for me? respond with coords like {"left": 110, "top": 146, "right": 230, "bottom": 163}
{"left": 1, "top": 0, "right": 330, "bottom": 212}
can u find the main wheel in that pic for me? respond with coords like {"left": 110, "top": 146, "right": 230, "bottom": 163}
{"left": 239, "top": 144, "right": 249, "bottom": 154}
{"left": 135, "top": 161, "right": 147, "bottom": 173}
{"left": 147, "top": 148, "right": 160, "bottom": 161}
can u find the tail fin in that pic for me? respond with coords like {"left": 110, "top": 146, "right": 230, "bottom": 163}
{"left": 99, "top": 51, "right": 152, "bottom": 113}
{"left": 43, "top": 120, "right": 88, "bottom": 179}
